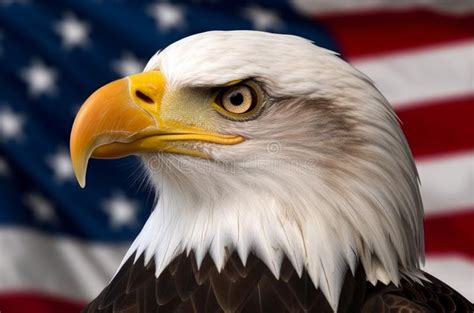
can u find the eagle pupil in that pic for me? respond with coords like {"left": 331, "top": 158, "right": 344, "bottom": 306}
{"left": 230, "top": 92, "right": 244, "bottom": 106}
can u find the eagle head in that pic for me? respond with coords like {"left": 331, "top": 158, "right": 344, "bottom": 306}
{"left": 70, "top": 31, "right": 424, "bottom": 309}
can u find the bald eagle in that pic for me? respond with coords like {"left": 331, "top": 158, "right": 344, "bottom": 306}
{"left": 70, "top": 31, "right": 472, "bottom": 313}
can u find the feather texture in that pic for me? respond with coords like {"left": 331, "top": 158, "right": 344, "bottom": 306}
{"left": 83, "top": 252, "right": 473, "bottom": 313}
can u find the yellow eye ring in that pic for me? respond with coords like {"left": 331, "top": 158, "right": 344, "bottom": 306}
{"left": 212, "top": 81, "right": 262, "bottom": 120}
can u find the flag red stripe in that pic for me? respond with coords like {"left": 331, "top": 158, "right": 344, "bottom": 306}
{"left": 396, "top": 94, "right": 474, "bottom": 159}
{"left": 318, "top": 9, "right": 474, "bottom": 59}
{"left": 0, "top": 293, "right": 84, "bottom": 313}
{"left": 424, "top": 209, "right": 474, "bottom": 259}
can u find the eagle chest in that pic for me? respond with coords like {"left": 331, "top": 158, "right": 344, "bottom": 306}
{"left": 83, "top": 251, "right": 473, "bottom": 313}
{"left": 84, "top": 251, "right": 369, "bottom": 313}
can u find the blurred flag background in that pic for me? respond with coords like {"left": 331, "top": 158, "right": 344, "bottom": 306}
{"left": 0, "top": 0, "right": 472, "bottom": 312}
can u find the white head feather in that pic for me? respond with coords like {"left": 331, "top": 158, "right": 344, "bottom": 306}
{"left": 121, "top": 31, "right": 424, "bottom": 311}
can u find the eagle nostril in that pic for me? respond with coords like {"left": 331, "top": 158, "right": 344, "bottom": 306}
{"left": 135, "top": 90, "right": 154, "bottom": 105}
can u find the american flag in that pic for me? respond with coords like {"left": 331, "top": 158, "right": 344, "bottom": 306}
{"left": 0, "top": 1, "right": 472, "bottom": 312}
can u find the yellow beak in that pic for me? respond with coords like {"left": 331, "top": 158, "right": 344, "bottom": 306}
{"left": 70, "top": 71, "right": 244, "bottom": 188}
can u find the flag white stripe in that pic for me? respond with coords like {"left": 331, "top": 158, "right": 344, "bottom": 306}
{"left": 351, "top": 40, "right": 474, "bottom": 109}
{"left": 0, "top": 227, "right": 127, "bottom": 301}
{"left": 416, "top": 151, "right": 474, "bottom": 216}
{"left": 423, "top": 255, "right": 474, "bottom": 302}
{"left": 292, "top": 0, "right": 474, "bottom": 15}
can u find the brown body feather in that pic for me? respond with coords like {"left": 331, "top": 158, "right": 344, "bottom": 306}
{"left": 82, "top": 252, "right": 473, "bottom": 313}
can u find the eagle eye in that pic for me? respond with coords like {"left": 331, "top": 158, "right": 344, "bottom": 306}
{"left": 213, "top": 81, "right": 261, "bottom": 120}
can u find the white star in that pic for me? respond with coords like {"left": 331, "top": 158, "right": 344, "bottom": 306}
{"left": 0, "top": 157, "right": 10, "bottom": 176}
{"left": 112, "top": 52, "right": 145, "bottom": 77}
{"left": 20, "top": 60, "right": 58, "bottom": 97}
{"left": 24, "top": 192, "right": 57, "bottom": 224}
{"left": 55, "top": 13, "right": 90, "bottom": 49}
{"left": 242, "top": 6, "right": 284, "bottom": 31}
{"left": 148, "top": 3, "right": 186, "bottom": 32}
{"left": 47, "top": 148, "right": 74, "bottom": 182}
{"left": 103, "top": 193, "right": 139, "bottom": 228}
{"left": 0, "top": 106, "right": 25, "bottom": 142}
